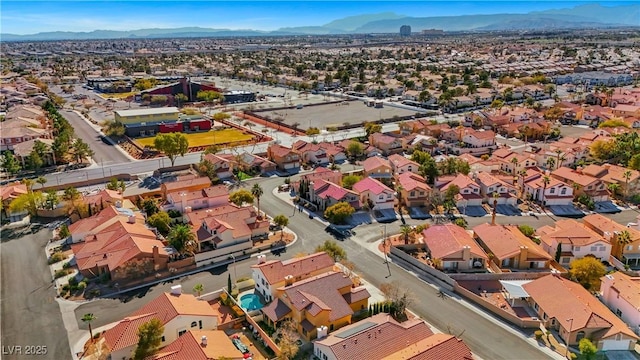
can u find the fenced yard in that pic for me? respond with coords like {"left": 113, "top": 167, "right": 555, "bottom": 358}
{"left": 135, "top": 129, "right": 255, "bottom": 148}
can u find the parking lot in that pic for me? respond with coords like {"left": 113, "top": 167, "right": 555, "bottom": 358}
{"left": 256, "top": 101, "right": 419, "bottom": 130}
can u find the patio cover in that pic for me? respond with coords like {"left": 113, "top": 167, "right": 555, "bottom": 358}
{"left": 499, "top": 280, "right": 533, "bottom": 299}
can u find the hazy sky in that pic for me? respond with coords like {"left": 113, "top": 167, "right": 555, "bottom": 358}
{"left": 1, "top": 1, "right": 634, "bottom": 34}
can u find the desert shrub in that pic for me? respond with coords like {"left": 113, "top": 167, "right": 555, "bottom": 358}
{"left": 48, "top": 252, "right": 67, "bottom": 264}
{"left": 534, "top": 330, "right": 543, "bottom": 340}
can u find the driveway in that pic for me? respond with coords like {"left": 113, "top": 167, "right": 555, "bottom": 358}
{"left": 1, "top": 224, "right": 71, "bottom": 360}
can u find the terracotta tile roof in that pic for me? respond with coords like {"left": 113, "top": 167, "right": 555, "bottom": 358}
{"left": 439, "top": 174, "right": 479, "bottom": 192}
{"left": 536, "top": 219, "right": 608, "bottom": 248}
{"left": 523, "top": 275, "right": 638, "bottom": 340}
{"left": 149, "top": 330, "right": 244, "bottom": 360}
{"left": 162, "top": 176, "right": 211, "bottom": 192}
{"left": 362, "top": 156, "right": 391, "bottom": 173}
{"left": 396, "top": 172, "right": 431, "bottom": 192}
{"left": 352, "top": 177, "right": 393, "bottom": 196}
{"left": 83, "top": 189, "right": 123, "bottom": 208}
{"left": 201, "top": 153, "right": 231, "bottom": 166}
{"left": 491, "top": 148, "right": 515, "bottom": 159}
{"left": 457, "top": 153, "right": 482, "bottom": 165}
{"left": 473, "top": 223, "right": 551, "bottom": 261}
{"left": 68, "top": 206, "right": 130, "bottom": 234}
{"left": 268, "top": 143, "right": 296, "bottom": 158}
{"left": 314, "top": 180, "right": 356, "bottom": 202}
{"left": 314, "top": 314, "right": 434, "bottom": 360}
{"left": 370, "top": 132, "right": 398, "bottom": 145}
{"left": 601, "top": 272, "right": 640, "bottom": 315}
{"left": 104, "top": 292, "right": 217, "bottom": 352}
{"left": 583, "top": 214, "right": 640, "bottom": 242}
{"left": 382, "top": 333, "right": 474, "bottom": 360}
{"left": 188, "top": 204, "right": 268, "bottom": 242}
{"left": 582, "top": 164, "right": 640, "bottom": 185}
{"left": 0, "top": 183, "right": 27, "bottom": 202}
{"left": 279, "top": 271, "right": 369, "bottom": 322}
{"left": 388, "top": 154, "right": 420, "bottom": 170}
{"left": 475, "top": 171, "right": 512, "bottom": 189}
{"left": 299, "top": 167, "right": 342, "bottom": 185}
{"left": 166, "top": 185, "right": 228, "bottom": 204}
{"left": 251, "top": 252, "right": 335, "bottom": 284}
{"left": 423, "top": 224, "right": 488, "bottom": 261}
{"left": 552, "top": 167, "right": 599, "bottom": 187}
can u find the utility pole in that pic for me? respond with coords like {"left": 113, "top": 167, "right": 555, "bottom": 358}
{"left": 380, "top": 225, "right": 391, "bottom": 278}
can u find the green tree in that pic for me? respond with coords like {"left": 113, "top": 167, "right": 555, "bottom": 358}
{"left": 341, "top": 174, "right": 362, "bottom": 190}
{"left": 63, "top": 187, "right": 81, "bottom": 201}
{"left": 36, "top": 176, "right": 47, "bottom": 189}
{"left": 45, "top": 189, "right": 59, "bottom": 210}
{"left": 364, "top": 122, "right": 382, "bottom": 136}
{"left": 9, "top": 191, "right": 44, "bottom": 216}
{"left": 174, "top": 93, "right": 188, "bottom": 107}
{"left": 555, "top": 243, "right": 562, "bottom": 263}
{"left": 82, "top": 313, "right": 96, "bottom": 342}
{"left": 153, "top": 133, "right": 189, "bottom": 166}
{"left": 229, "top": 189, "right": 254, "bottom": 206}
{"left": 324, "top": 202, "right": 355, "bottom": 224}
{"left": 2, "top": 152, "right": 21, "bottom": 174}
{"left": 26, "top": 150, "right": 44, "bottom": 170}
{"left": 168, "top": 224, "right": 196, "bottom": 254}
{"left": 58, "top": 224, "right": 71, "bottom": 239}
{"left": 346, "top": 141, "right": 364, "bottom": 160}
{"left": 276, "top": 319, "right": 300, "bottom": 360}
{"left": 147, "top": 211, "right": 171, "bottom": 236}
{"left": 193, "top": 283, "right": 204, "bottom": 297}
{"left": 518, "top": 225, "right": 535, "bottom": 238}
{"left": 578, "top": 338, "right": 597, "bottom": 360}
{"left": 142, "top": 198, "right": 159, "bottom": 216}
{"left": 73, "top": 139, "right": 94, "bottom": 163}
{"left": 133, "top": 318, "right": 164, "bottom": 360}
{"left": 399, "top": 224, "right": 415, "bottom": 245}
{"left": 273, "top": 214, "right": 289, "bottom": 240}
{"left": 569, "top": 257, "right": 606, "bottom": 290}
{"left": 227, "top": 273, "right": 232, "bottom": 294}
{"left": 315, "top": 240, "right": 347, "bottom": 262}
{"left": 212, "top": 112, "right": 231, "bottom": 122}
{"left": 251, "top": 184, "right": 264, "bottom": 217}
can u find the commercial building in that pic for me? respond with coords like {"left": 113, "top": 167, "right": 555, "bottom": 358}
{"left": 114, "top": 107, "right": 212, "bottom": 137}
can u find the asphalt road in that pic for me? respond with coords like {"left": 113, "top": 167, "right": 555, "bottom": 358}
{"left": 59, "top": 110, "right": 132, "bottom": 165}
{"left": 0, "top": 224, "right": 71, "bottom": 360}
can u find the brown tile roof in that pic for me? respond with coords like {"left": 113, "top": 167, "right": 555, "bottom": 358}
{"left": 149, "top": 330, "right": 244, "bottom": 360}
{"left": 388, "top": 154, "right": 420, "bottom": 170}
{"left": 423, "top": 224, "right": 488, "bottom": 261}
{"left": 362, "top": 156, "right": 391, "bottom": 173}
{"left": 187, "top": 204, "right": 268, "bottom": 242}
{"left": 536, "top": 219, "right": 608, "bottom": 248}
{"left": 382, "top": 333, "right": 474, "bottom": 360}
{"left": 166, "top": 185, "right": 229, "bottom": 204}
{"left": 473, "top": 223, "right": 551, "bottom": 261}
{"left": 601, "top": 272, "right": 640, "bottom": 315}
{"left": 104, "top": 292, "right": 217, "bottom": 352}
{"left": 0, "top": 183, "right": 27, "bottom": 202}
{"left": 523, "top": 275, "right": 638, "bottom": 340}
{"left": 551, "top": 167, "right": 599, "bottom": 187}
{"left": 315, "top": 314, "right": 434, "bottom": 360}
{"left": 261, "top": 298, "right": 292, "bottom": 322}
{"left": 280, "top": 271, "right": 369, "bottom": 322}
{"left": 583, "top": 214, "right": 640, "bottom": 241}
{"left": 439, "top": 174, "right": 479, "bottom": 192}
{"left": 396, "top": 172, "right": 431, "bottom": 192}
{"left": 162, "top": 176, "right": 211, "bottom": 192}
{"left": 252, "top": 252, "right": 335, "bottom": 285}
{"left": 268, "top": 143, "right": 296, "bottom": 158}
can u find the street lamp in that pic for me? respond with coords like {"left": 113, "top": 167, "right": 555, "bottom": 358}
{"left": 565, "top": 318, "right": 574, "bottom": 359}
{"left": 230, "top": 253, "right": 238, "bottom": 288}
{"left": 379, "top": 225, "right": 391, "bottom": 278}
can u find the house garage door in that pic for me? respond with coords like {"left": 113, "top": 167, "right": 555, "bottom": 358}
{"left": 600, "top": 339, "right": 631, "bottom": 351}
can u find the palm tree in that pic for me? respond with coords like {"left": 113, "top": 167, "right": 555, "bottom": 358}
{"left": 399, "top": 224, "right": 414, "bottom": 245}
{"left": 541, "top": 176, "right": 551, "bottom": 206}
{"left": 82, "top": 313, "right": 96, "bottom": 341}
{"left": 168, "top": 224, "right": 196, "bottom": 254}
{"left": 623, "top": 170, "right": 633, "bottom": 200}
{"left": 395, "top": 184, "right": 405, "bottom": 222}
{"left": 554, "top": 149, "right": 564, "bottom": 170}
{"left": 510, "top": 156, "right": 519, "bottom": 174}
{"left": 517, "top": 169, "right": 528, "bottom": 198}
{"left": 193, "top": 284, "right": 204, "bottom": 297}
{"left": 251, "top": 184, "right": 264, "bottom": 218}
{"left": 546, "top": 157, "right": 556, "bottom": 170}
{"left": 614, "top": 230, "right": 633, "bottom": 259}
{"left": 36, "top": 176, "right": 47, "bottom": 189}
{"left": 608, "top": 183, "right": 621, "bottom": 199}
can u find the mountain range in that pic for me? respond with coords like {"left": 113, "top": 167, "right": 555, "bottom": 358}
{"left": 2, "top": 4, "right": 638, "bottom": 41}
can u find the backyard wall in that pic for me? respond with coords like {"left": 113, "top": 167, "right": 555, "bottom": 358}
{"left": 389, "top": 246, "right": 456, "bottom": 289}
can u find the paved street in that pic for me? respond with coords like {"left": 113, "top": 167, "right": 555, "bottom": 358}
{"left": 59, "top": 110, "right": 132, "bottom": 166}
{"left": 0, "top": 225, "right": 71, "bottom": 360}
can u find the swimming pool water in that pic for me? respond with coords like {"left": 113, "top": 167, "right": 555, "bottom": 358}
{"left": 239, "top": 293, "right": 263, "bottom": 311}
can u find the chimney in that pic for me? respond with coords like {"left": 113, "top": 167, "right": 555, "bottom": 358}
{"left": 201, "top": 335, "right": 207, "bottom": 346}
{"left": 257, "top": 254, "right": 266, "bottom": 264}
{"left": 170, "top": 284, "right": 182, "bottom": 295}
{"left": 518, "top": 246, "right": 528, "bottom": 269}
{"left": 462, "top": 245, "right": 471, "bottom": 261}
{"left": 284, "top": 275, "right": 293, "bottom": 286}
{"left": 153, "top": 245, "right": 160, "bottom": 265}
{"left": 184, "top": 206, "right": 192, "bottom": 213}
{"left": 317, "top": 326, "right": 328, "bottom": 339}
{"left": 128, "top": 215, "right": 136, "bottom": 224}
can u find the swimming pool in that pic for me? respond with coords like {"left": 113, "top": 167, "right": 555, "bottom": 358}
{"left": 239, "top": 293, "right": 263, "bottom": 311}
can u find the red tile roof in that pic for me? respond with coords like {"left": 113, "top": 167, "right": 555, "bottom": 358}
{"left": 383, "top": 333, "right": 474, "bottom": 360}
{"left": 352, "top": 177, "right": 393, "bottom": 196}
{"left": 388, "top": 154, "right": 420, "bottom": 170}
{"left": 314, "top": 180, "right": 356, "bottom": 202}
{"left": 362, "top": 156, "right": 391, "bottom": 173}
{"left": 473, "top": 223, "right": 551, "bottom": 261}
{"left": 536, "top": 219, "right": 608, "bottom": 248}
{"left": 149, "top": 330, "right": 244, "bottom": 360}
{"left": 423, "top": 224, "right": 488, "bottom": 261}
{"left": 0, "top": 183, "right": 27, "bottom": 202}
{"left": 252, "top": 252, "right": 335, "bottom": 284}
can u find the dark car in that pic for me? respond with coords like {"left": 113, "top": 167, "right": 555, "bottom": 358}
{"left": 325, "top": 225, "right": 352, "bottom": 240}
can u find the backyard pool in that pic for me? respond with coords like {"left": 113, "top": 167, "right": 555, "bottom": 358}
{"left": 239, "top": 293, "right": 264, "bottom": 311}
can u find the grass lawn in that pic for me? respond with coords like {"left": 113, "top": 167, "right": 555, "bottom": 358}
{"left": 135, "top": 129, "right": 254, "bottom": 148}
{"left": 100, "top": 92, "right": 138, "bottom": 99}
{"left": 237, "top": 171, "right": 252, "bottom": 181}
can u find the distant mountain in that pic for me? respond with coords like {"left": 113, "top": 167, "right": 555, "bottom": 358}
{"left": 2, "top": 4, "right": 638, "bottom": 41}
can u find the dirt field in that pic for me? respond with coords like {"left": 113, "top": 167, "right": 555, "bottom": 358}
{"left": 136, "top": 129, "right": 254, "bottom": 148}
{"left": 256, "top": 101, "right": 419, "bottom": 130}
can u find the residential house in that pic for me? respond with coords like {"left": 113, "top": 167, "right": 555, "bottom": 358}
{"left": 251, "top": 252, "right": 335, "bottom": 302}
{"left": 387, "top": 154, "right": 420, "bottom": 175}
{"left": 473, "top": 223, "right": 552, "bottom": 270}
{"left": 474, "top": 172, "right": 517, "bottom": 205}
{"left": 536, "top": 219, "right": 612, "bottom": 266}
{"left": 422, "top": 224, "right": 488, "bottom": 271}
{"left": 336, "top": 139, "right": 381, "bottom": 159}
{"left": 292, "top": 140, "right": 330, "bottom": 166}
{"left": 148, "top": 330, "right": 244, "bottom": 360}
{"left": 309, "top": 180, "right": 360, "bottom": 211}
{"left": 12, "top": 138, "right": 56, "bottom": 167}
{"left": 160, "top": 175, "right": 212, "bottom": 200}
{"left": 0, "top": 182, "right": 28, "bottom": 223}
{"left": 233, "top": 151, "right": 277, "bottom": 175}
{"left": 551, "top": 167, "right": 609, "bottom": 202}
{"left": 361, "top": 156, "right": 392, "bottom": 180}
{"left": 82, "top": 189, "right": 126, "bottom": 214}
{"left": 0, "top": 120, "right": 52, "bottom": 151}
{"left": 165, "top": 185, "right": 229, "bottom": 213}
{"left": 260, "top": 271, "right": 370, "bottom": 340}
{"left": 70, "top": 208, "right": 170, "bottom": 280}
{"left": 600, "top": 272, "right": 640, "bottom": 335}
{"left": 444, "top": 128, "right": 497, "bottom": 155}
{"left": 186, "top": 204, "right": 269, "bottom": 266}
{"left": 493, "top": 150, "right": 537, "bottom": 175}
{"left": 314, "top": 313, "right": 474, "bottom": 360}
{"left": 267, "top": 144, "right": 301, "bottom": 172}
{"left": 368, "top": 133, "right": 403, "bottom": 155}
{"left": 521, "top": 169, "right": 573, "bottom": 206}
{"left": 582, "top": 164, "right": 640, "bottom": 196}
{"left": 352, "top": 177, "right": 395, "bottom": 211}
{"left": 436, "top": 174, "right": 483, "bottom": 207}
{"left": 201, "top": 153, "right": 234, "bottom": 179}
{"left": 68, "top": 205, "right": 146, "bottom": 243}
{"left": 583, "top": 214, "right": 640, "bottom": 267}
{"left": 104, "top": 287, "right": 219, "bottom": 360}
{"left": 395, "top": 172, "right": 431, "bottom": 208}
{"left": 522, "top": 275, "right": 638, "bottom": 350}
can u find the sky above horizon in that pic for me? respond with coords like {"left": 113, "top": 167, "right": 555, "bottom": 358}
{"left": 1, "top": 1, "right": 634, "bottom": 34}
